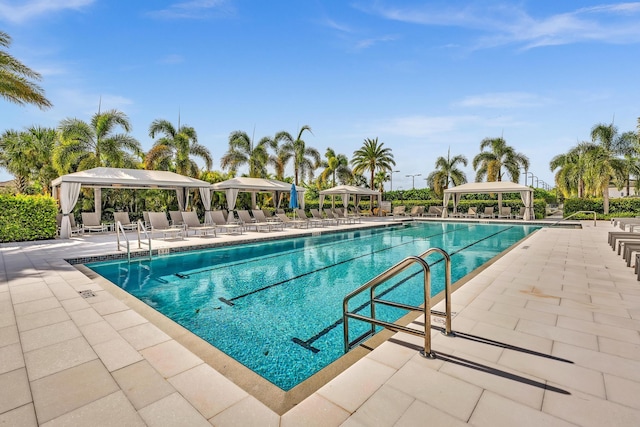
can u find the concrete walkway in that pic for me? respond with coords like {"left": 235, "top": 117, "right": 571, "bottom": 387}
{"left": 1, "top": 220, "right": 640, "bottom": 426}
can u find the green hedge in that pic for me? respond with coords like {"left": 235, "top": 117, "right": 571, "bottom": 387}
{"left": 0, "top": 194, "right": 57, "bottom": 242}
{"left": 564, "top": 197, "right": 640, "bottom": 219}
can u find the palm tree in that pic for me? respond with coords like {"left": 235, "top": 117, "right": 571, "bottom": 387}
{"left": 374, "top": 170, "right": 388, "bottom": 192}
{"left": 54, "top": 109, "right": 142, "bottom": 174}
{"left": 0, "top": 126, "right": 58, "bottom": 193}
{"left": 277, "top": 125, "right": 320, "bottom": 185}
{"left": 220, "top": 130, "right": 274, "bottom": 178}
{"left": 549, "top": 142, "right": 597, "bottom": 198}
{"left": 351, "top": 137, "right": 396, "bottom": 189}
{"left": 321, "top": 148, "right": 352, "bottom": 187}
{"left": 426, "top": 148, "right": 468, "bottom": 197}
{"left": 472, "top": 137, "right": 529, "bottom": 182}
{"left": 145, "top": 119, "right": 212, "bottom": 177}
{"left": 589, "top": 123, "right": 628, "bottom": 213}
{"left": 268, "top": 136, "right": 293, "bottom": 181}
{"left": 0, "top": 31, "right": 52, "bottom": 109}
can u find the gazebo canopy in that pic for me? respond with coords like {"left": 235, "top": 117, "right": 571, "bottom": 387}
{"left": 319, "top": 185, "right": 381, "bottom": 212}
{"left": 52, "top": 167, "right": 213, "bottom": 238}
{"left": 211, "top": 177, "right": 305, "bottom": 210}
{"left": 442, "top": 181, "right": 534, "bottom": 220}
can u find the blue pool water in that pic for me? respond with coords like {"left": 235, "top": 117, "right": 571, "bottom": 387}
{"left": 87, "top": 221, "right": 540, "bottom": 390}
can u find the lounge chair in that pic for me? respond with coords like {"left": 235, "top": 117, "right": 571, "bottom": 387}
{"left": 514, "top": 207, "right": 526, "bottom": 219}
{"left": 113, "top": 212, "right": 138, "bottom": 231}
{"left": 252, "top": 209, "right": 284, "bottom": 231}
{"left": 311, "top": 208, "right": 337, "bottom": 226}
{"left": 56, "top": 214, "right": 83, "bottom": 236}
{"left": 333, "top": 208, "right": 357, "bottom": 224}
{"left": 276, "top": 212, "right": 308, "bottom": 228}
{"left": 169, "top": 210, "right": 184, "bottom": 226}
{"left": 296, "top": 208, "right": 325, "bottom": 227}
{"left": 237, "top": 210, "right": 272, "bottom": 232}
{"left": 497, "top": 207, "right": 512, "bottom": 219}
{"left": 479, "top": 207, "right": 495, "bottom": 218}
{"left": 324, "top": 208, "right": 348, "bottom": 225}
{"left": 81, "top": 212, "right": 107, "bottom": 233}
{"left": 181, "top": 211, "right": 216, "bottom": 237}
{"left": 461, "top": 207, "right": 478, "bottom": 218}
{"left": 408, "top": 206, "right": 425, "bottom": 217}
{"left": 423, "top": 206, "right": 443, "bottom": 217}
{"left": 211, "top": 210, "right": 243, "bottom": 234}
{"left": 148, "top": 212, "right": 184, "bottom": 240}
{"left": 388, "top": 205, "right": 406, "bottom": 217}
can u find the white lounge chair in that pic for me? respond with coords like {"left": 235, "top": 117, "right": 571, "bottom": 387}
{"left": 181, "top": 211, "right": 216, "bottom": 237}
{"left": 497, "top": 207, "right": 512, "bottom": 219}
{"left": 252, "top": 209, "right": 284, "bottom": 231}
{"left": 311, "top": 209, "right": 336, "bottom": 226}
{"left": 479, "top": 207, "right": 495, "bottom": 218}
{"left": 57, "top": 214, "right": 83, "bottom": 236}
{"left": 169, "top": 210, "right": 184, "bottom": 226}
{"left": 113, "top": 212, "right": 138, "bottom": 231}
{"left": 211, "top": 210, "right": 243, "bottom": 234}
{"left": 324, "top": 208, "right": 348, "bottom": 225}
{"left": 276, "top": 212, "right": 308, "bottom": 228}
{"left": 423, "top": 206, "right": 443, "bottom": 217}
{"left": 81, "top": 212, "right": 107, "bottom": 233}
{"left": 387, "top": 206, "right": 406, "bottom": 217}
{"left": 237, "top": 210, "right": 272, "bottom": 232}
{"left": 148, "top": 212, "right": 184, "bottom": 240}
{"left": 461, "top": 207, "right": 478, "bottom": 218}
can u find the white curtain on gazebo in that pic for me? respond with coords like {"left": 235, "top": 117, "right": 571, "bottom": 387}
{"left": 200, "top": 188, "right": 212, "bottom": 224}
{"left": 60, "top": 182, "right": 81, "bottom": 238}
{"left": 341, "top": 194, "right": 349, "bottom": 208}
{"left": 226, "top": 188, "right": 239, "bottom": 211}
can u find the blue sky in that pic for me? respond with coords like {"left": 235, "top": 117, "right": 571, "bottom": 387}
{"left": 1, "top": 0, "right": 639, "bottom": 191}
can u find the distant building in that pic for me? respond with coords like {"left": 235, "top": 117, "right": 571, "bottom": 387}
{"left": 609, "top": 180, "right": 638, "bottom": 198}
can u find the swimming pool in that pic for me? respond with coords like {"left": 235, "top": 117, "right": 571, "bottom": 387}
{"left": 87, "top": 221, "right": 540, "bottom": 390}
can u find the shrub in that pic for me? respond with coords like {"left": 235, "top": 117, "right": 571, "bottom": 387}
{"left": 564, "top": 197, "right": 640, "bottom": 219}
{"left": 0, "top": 194, "right": 57, "bottom": 242}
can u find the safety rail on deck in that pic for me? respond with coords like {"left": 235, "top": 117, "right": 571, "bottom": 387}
{"left": 116, "top": 220, "right": 152, "bottom": 262}
{"left": 342, "top": 247, "right": 453, "bottom": 359}
{"left": 549, "top": 210, "right": 596, "bottom": 227}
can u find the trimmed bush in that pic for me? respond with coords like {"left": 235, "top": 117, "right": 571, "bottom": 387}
{"left": 564, "top": 197, "right": 640, "bottom": 219}
{"left": 0, "top": 194, "right": 57, "bottom": 242}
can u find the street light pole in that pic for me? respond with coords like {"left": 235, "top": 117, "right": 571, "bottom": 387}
{"left": 406, "top": 173, "right": 421, "bottom": 189}
{"left": 389, "top": 170, "right": 400, "bottom": 191}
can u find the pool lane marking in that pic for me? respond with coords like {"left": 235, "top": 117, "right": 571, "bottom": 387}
{"left": 292, "top": 226, "right": 516, "bottom": 352}
{"left": 217, "top": 224, "right": 471, "bottom": 306}
{"left": 174, "top": 224, "right": 411, "bottom": 278}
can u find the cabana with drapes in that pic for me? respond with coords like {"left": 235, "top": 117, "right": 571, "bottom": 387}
{"left": 442, "top": 181, "right": 534, "bottom": 220}
{"left": 51, "top": 167, "right": 213, "bottom": 238}
{"left": 210, "top": 177, "right": 305, "bottom": 211}
{"left": 319, "top": 185, "right": 382, "bottom": 213}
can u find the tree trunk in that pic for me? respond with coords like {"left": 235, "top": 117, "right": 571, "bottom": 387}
{"left": 603, "top": 186, "right": 610, "bottom": 214}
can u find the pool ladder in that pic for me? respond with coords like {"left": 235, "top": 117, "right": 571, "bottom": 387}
{"left": 116, "top": 220, "right": 152, "bottom": 262}
{"left": 342, "top": 247, "right": 453, "bottom": 359}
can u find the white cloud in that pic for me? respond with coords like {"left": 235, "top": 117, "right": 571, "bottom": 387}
{"left": 148, "top": 0, "right": 233, "bottom": 20}
{"left": 0, "top": 0, "right": 94, "bottom": 24}
{"left": 455, "top": 92, "right": 550, "bottom": 109}
{"left": 159, "top": 54, "right": 184, "bottom": 64}
{"left": 357, "top": 1, "right": 640, "bottom": 50}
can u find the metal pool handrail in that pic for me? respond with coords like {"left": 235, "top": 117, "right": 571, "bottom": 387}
{"left": 136, "top": 220, "right": 152, "bottom": 260}
{"left": 342, "top": 247, "right": 454, "bottom": 359}
{"left": 115, "top": 221, "right": 130, "bottom": 263}
{"left": 549, "top": 210, "right": 597, "bottom": 227}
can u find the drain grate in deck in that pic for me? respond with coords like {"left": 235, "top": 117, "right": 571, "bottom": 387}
{"left": 78, "top": 290, "right": 96, "bottom": 299}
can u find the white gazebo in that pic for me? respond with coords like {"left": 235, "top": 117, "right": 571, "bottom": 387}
{"left": 319, "top": 185, "right": 382, "bottom": 213}
{"left": 442, "top": 181, "right": 535, "bottom": 220}
{"left": 210, "top": 177, "right": 305, "bottom": 210}
{"left": 51, "top": 167, "right": 213, "bottom": 238}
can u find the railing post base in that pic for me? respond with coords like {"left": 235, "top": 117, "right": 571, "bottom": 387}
{"left": 441, "top": 330, "right": 455, "bottom": 337}
{"left": 420, "top": 350, "right": 437, "bottom": 359}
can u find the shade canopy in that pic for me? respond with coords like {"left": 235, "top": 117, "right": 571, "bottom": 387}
{"left": 442, "top": 181, "right": 534, "bottom": 220}
{"left": 211, "top": 177, "right": 305, "bottom": 210}
{"left": 51, "top": 167, "right": 212, "bottom": 238}
{"left": 319, "top": 185, "right": 381, "bottom": 213}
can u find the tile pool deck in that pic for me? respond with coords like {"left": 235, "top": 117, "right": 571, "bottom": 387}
{"left": 1, "top": 219, "right": 640, "bottom": 426}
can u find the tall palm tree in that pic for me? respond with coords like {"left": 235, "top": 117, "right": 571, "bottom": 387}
{"left": 472, "top": 137, "right": 529, "bottom": 183}
{"left": 426, "top": 148, "right": 468, "bottom": 198}
{"left": 276, "top": 125, "right": 320, "bottom": 185}
{"left": 0, "top": 31, "right": 52, "bottom": 109}
{"left": 268, "top": 136, "right": 293, "bottom": 181}
{"left": 374, "top": 170, "right": 388, "bottom": 192}
{"left": 321, "top": 148, "right": 352, "bottom": 187}
{"left": 351, "top": 137, "right": 395, "bottom": 189}
{"left": 220, "top": 130, "right": 274, "bottom": 178}
{"left": 589, "top": 123, "right": 628, "bottom": 213}
{"left": 54, "top": 109, "right": 142, "bottom": 174}
{"left": 145, "top": 119, "right": 212, "bottom": 177}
